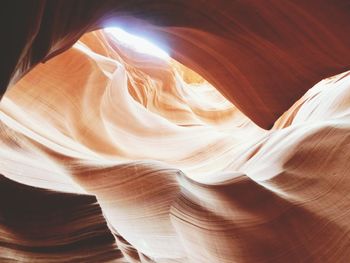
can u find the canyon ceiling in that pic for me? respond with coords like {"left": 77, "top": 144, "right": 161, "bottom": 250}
{"left": 1, "top": 0, "right": 350, "bottom": 262}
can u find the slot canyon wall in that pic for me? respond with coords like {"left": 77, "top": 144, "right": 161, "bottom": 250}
{"left": 1, "top": 1, "right": 350, "bottom": 262}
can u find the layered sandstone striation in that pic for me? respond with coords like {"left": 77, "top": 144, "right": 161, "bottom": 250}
{"left": 1, "top": 28, "right": 350, "bottom": 262}
{"left": 1, "top": 1, "right": 350, "bottom": 262}
{"left": 1, "top": 0, "right": 350, "bottom": 128}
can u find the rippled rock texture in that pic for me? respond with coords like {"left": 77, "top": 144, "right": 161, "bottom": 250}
{"left": 2, "top": 0, "right": 350, "bottom": 128}
{"left": 1, "top": 1, "right": 350, "bottom": 262}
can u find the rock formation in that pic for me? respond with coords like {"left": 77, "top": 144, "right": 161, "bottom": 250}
{"left": 1, "top": 1, "right": 350, "bottom": 262}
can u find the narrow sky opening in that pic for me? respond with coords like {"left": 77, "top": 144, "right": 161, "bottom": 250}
{"left": 104, "top": 27, "right": 169, "bottom": 60}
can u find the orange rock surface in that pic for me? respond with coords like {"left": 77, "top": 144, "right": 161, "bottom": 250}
{"left": 1, "top": 28, "right": 350, "bottom": 262}
{"left": 1, "top": 1, "right": 350, "bottom": 262}
{"left": 1, "top": 0, "right": 350, "bottom": 128}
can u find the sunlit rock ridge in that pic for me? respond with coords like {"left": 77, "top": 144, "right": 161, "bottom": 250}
{"left": 0, "top": 1, "right": 350, "bottom": 262}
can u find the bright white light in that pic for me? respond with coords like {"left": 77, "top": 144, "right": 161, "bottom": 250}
{"left": 104, "top": 27, "right": 169, "bottom": 60}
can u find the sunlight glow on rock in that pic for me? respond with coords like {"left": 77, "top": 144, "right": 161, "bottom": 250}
{"left": 104, "top": 27, "right": 169, "bottom": 60}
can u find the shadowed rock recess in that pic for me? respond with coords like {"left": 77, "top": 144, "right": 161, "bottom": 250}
{"left": 1, "top": 1, "right": 350, "bottom": 262}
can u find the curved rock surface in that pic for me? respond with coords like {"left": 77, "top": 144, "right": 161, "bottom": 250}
{"left": 1, "top": 0, "right": 350, "bottom": 128}
{"left": 1, "top": 27, "right": 350, "bottom": 262}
